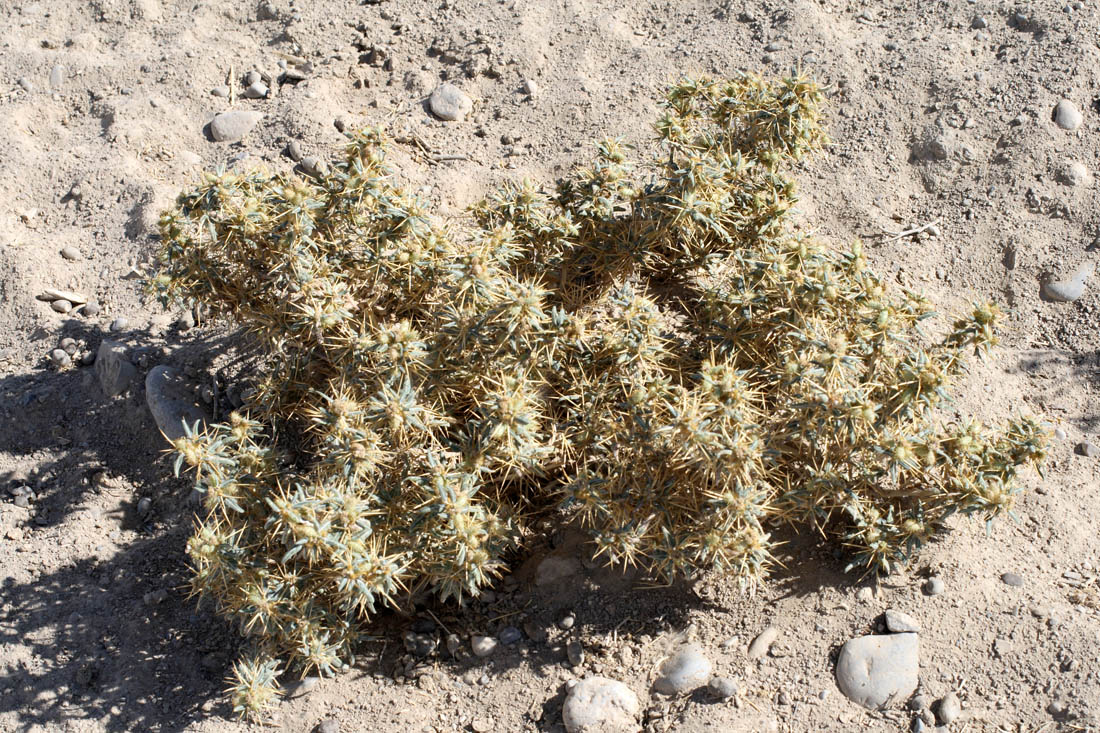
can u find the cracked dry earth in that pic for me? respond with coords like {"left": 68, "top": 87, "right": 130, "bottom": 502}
{"left": 1, "top": 0, "right": 1098, "bottom": 731}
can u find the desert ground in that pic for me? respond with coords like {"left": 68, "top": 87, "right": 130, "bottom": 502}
{"left": 1, "top": 0, "right": 1098, "bottom": 731}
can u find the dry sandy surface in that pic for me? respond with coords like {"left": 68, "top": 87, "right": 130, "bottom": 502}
{"left": 2, "top": 0, "right": 1099, "bottom": 731}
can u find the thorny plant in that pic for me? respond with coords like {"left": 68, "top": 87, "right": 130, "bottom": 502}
{"left": 151, "top": 74, "right": 1047, "bottom": 720}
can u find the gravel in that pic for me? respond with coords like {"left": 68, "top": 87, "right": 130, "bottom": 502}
{"left": 429, "top": 83, "right": 473, "bottom": 121}
{"left": 923, "top": 577, "right": 945, "bottom": 596}
{"left": 562, "top": 677, "right": 639, "bottom": 733}
{"left": 835, "top": 633, "right": 920, "bottom": 709}
{"left": 653, "top": 643, "right": 712, "bottom": 695}
{"left": 1001, "top": 572, "right": 1024, "bottom": 587}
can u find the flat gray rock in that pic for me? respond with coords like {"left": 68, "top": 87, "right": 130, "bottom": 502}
{"left": 145, "top": 365, "right": 210, "bottom": 443}
{"left": 562, "top": 677, "right": 639, "bottom": 733}
{"left": 95, "top": 340, "right": 137, "bottom": 397}
{"left": 210, "top": 110, "right": 264, "bottom": 142}
{"left": 1042, "top": 261, "right": 1094, "bottom": 302}
{"left": 835, "top": 633, "right": 919, "bottom": 709}
{"left": 654, "top": 643, "right": 712, "bottom": 695}
{"left": 429, "top": 83, "right": 473, "bottom": 121}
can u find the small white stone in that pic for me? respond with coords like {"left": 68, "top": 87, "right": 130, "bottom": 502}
{"left": 884, "top": 609, "right": 920, "bottom": 633}
{"left": 562, "top": 677, "right": 639, "bottom": 733}
{"left": 429, "top": 83, "right": 473, "bottom": 121}
{"left": 471, "top": 635, "right": 498, "bottom": 657}
{"left": 654, "top": 643, "right": 712, "bottom": 695}
{"left": 1053, "top": 99, "right": 1083, "bottom": 131}
{"left": 1061, "top": 161, "right": 1090, "bottom": 187}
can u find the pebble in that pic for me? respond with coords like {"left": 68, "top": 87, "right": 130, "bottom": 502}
{"left": 49, "top": 64, "right": 66, "bottom": 89}
{"left": 244, "top": 70, "right": 261, "bottom": 86}
{"left": 747, "top": 626, "right": 780, "bottom": 660}
{"left": 521, "top": 78, "right": 538, "bottom": 97}
{"left": 286, "top": 140, "right": 303, "bottom": 161}
{"left": 445, "top": 633, "right": 462, "bottom": 656}
{"left": 83, "top": 301, "right": 101, "bottom": 317}
{"left": 558, "top": 613, "right": 576, "bottom": 630}
{"left": 50, "top": 348, "right": 72, "bottom": 368}
{"left": 835, "top": 633, "right": 919, "bottom": 709}
{"left": 95, "top": 341, "right": 137, "bottom": 397}
{"left": 18, "top": 77, "right": 34, "bottom": 92}
{"left": 145, "top": 365, "right": 211, "bottom": 442}
{"left": 282, "top": 676, "right": 319, "bottom": 699}
{"left": 1053, "top": 100, "right": 1083, "bottom": 131}
{"left": 471, "top": 635, "right": 498, "bottom": 657}
{"left": 909, "top": 694, "right": 931, "bottom": 711}
{"left": 60, "top": 338, "right": 77, "bottom": 355}
{"left": 562, "top": 677, "right": 639, "bottom": 733}
{"left": 566, "top": 639, "right": 584, "bottom": 666}
{"left": 654, "top": 643, "right": 712, "bottom": 695}
{"left": 1076, "top": 441, "right": 1098, "bottom": 457}
{"left": 971, "top": 16, "right": 988, "bottom": 28}
{"left": 210, "top": 85, "right": 230, "bottom": 98}
{"left": 471, "top": 718, "right": 492, "bottom": 733}
{"left": 498, "top": 626, "right": 522, "bottom": 645}
{"left": 209, "top": 110, "right": 265, "bottom": 142}
{"left": 109, "top": 317, "right": 129, "bottom": 332}
{"left": 1061, "top": 161, "right": 1089, "bottom": 186}
{"left": 1042, "top": 262, "right": 1094, "bottom": 302}
{"left": 936, "top": 691, "right": 962, "bottom": 724}
{"left": 61, "top": 246, "right": 81, "bottom": 260}
{"left": 707, "top": 676, "right": 738, "bottom": 699}
{"left": 243, "top": 81, "right": 269, "bottom": 99}
{"left": 51, "top": 299, "right": 73, "bottom": 314}
{"left": 137, "top": 497, "right": 152, "bottom": 515}
{"left": 536, "top": 555, "right": 580, "bottom": 586}
{"left": 313, "top": 720, "right": 339, "bottom": 733}
{"left": 1001, "top": 572, "right": 1024, "bottom": 587}
{"left": 884, "top": 609, "right": 921, "bottom": 633}
{"left": 923, "top": 577, "right": 945, "bottom": 596}
{"left": 403, "top": 631, "right": 437, "bottom": 657}
{"left": 429, "top": 83, "right": 473, "bottom": 121}
{"left": 300, "top": 156, "right": 328, "bottom": 177}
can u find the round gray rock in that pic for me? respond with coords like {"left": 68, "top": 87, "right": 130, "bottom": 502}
{"left": 835, "top": 633, "right": 919, "bottom": 709}
{"left": 210, "top": 110, "right": 265, "bottom": 142}
{"left": 562, "top": 677, "right": 639, "bottom": 733}
{"left": 1053, "top": 100, "right": 1083, "bottom": 130}
{"left": 145, "top": 365, "right": 210, "bottom": 443}
{"left": 936, "top": 691, "right": 962, "bottom": 724}
{"left": 654, "top": 643, "right": 712, "bottom": 695}
{"left": 95, "top": 341, "right": 137, "bottom": 397}
{"left": 471, "top": 634, "right": 498, "bottom": 657}
{"left": 429, "top": 83, "right": 473, "bottom": 121}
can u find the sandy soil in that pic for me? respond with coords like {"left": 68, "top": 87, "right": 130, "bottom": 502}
{"left": 1, "top": 0, "right": 1098, "bottom": 731}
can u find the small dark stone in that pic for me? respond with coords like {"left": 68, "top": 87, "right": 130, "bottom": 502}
{"left": 1075, "top": 441, "right": 1097, "bottom": 458}
{"left": 1001, "top": 572, "right": 1024, "bottom": 587}
{"left": 498, "top": 625, "right": 523, "bottom": 644}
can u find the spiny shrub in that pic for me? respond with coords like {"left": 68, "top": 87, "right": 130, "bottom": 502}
{"left": 151, "top": 74, "right": 1046, "bottom": 719}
